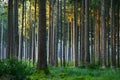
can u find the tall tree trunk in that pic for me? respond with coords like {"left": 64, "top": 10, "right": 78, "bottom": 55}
{"left": 13, "top": 0, "right": 19, "bottom": 58}
{"left": 60, "top": 0, "right": 63, "bottom": 66}
{"left": 116, "top": 3, "right": 119, "bottom": 67}
{"left": 24, "top": 0, "right": 27, "bottom": 61}
{"left": 85, "top": 0, "right": 90, "bottom": 67}
{"left": 19, "top": 0, "right": 25, "bottom": 60}
{"left": 110, "top": 0, "right": 116, "bottom": 68}
{"left": 29, "top": 2, "right": 32, "bottom": 62}
{"left": 33, "top": 0, "right": 37, "bottom": 64}
{"left": 54, "top": 0, "right": 59, "bottom": 67}
{"left": 8, "top": 0, "right": 14, "bottom": 58}
{"left": 63, "top": 0, "right": 66, "bottom": 67}
{"left": 73, "top": 0, "right": 78, "bottom": 67}
{"left": 95, "top": 9, "right": 100, "bottom": 64}
{"left": 37, "top": 0, "right": 47, "bottom": 69}
{"left": 80, "top": 0, "right": 85, "bottom": 66}
{"left": 51, "top": 0, "right": 55, "bottom": 66}
{"left": 48, "top": 0, "right": 52, "bottom": 65}
{"left": 101, "top": 0, "right": 106, "bottom": 68}
{"left": 1, "top": 18, "right": 4, "bottom": 60}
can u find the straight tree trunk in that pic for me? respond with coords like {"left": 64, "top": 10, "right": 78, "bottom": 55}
{"left": 85, "top": 0, "right": 90, "bottom": 66}
{"left": 63, "top": 0, "right": 66, "bottom": 67}
{"left": 116, "top": 3, "right": 119, "bottom": 67}
{"left": 95, "top": 9, "right": 100, "bottom": 64}
{"left": 80, "top": 0, "right": 85, "bottom": 65}
{"left": 33, "top": 0, "right": 37, "bottom": 64}
{"left": 60, "top": 0, "right": 63, "bottom": 66}
{"left": 19, "top": 0, "right": 25, "bottom": 60}
{"left": 101, "top": 0, "right": 106, "bottom": 68}
{"left": 54, "top": 0, "right": 59, "bottom": 67}
{"left": 73, "top": 0, "right": 78, "bottom": 67}
{"left": 13, "top": 0, "right": 19, "bottom": 57}
{"left": 37, "top": 0, "right": 47, "bottom": 69}
{"left": 1, "top": 18, "right": 4, "bottom": 60}
{"left": 51, "top": 0, "right": 55, "bottom": 66}
{"left": 48, "top": 0, "right": 52, "bottom": 65}
{"left": 8, "top": 0, "right": 14, "bottom": 58}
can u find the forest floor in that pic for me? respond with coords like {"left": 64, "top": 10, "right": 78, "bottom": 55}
{"left": 0, "top": 59, "right": 120, "bottom": 80}
{"left": 29, "top": 67, "right": 120, "bottom": 80}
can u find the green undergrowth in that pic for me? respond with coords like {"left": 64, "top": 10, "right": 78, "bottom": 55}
{"left": 28, "top": 67, "right": 120, "bottom": 80}
{"left": 0, "top": 59, "right": 120, "bottom": 80}
{"left": 0, "top": 58, "right": 36, "bottom": 80}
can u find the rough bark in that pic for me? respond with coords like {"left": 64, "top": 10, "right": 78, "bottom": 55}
{"left": 37, "top": 0, "right": 47, "bottom": 69}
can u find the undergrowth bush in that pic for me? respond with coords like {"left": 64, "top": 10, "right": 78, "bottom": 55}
{"left": 0, "top": 58, "right": 35, "bottom": 80}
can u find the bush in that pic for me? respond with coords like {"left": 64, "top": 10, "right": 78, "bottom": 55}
{"left": 0, "top": 58, "right": 35, "bottom": 80}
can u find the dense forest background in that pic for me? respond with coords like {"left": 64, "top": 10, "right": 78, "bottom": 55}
{"left": 0, "top": 0, "right": 120, "bottom": 79}
{"left": 0, "top": 0, "right": 120, "bottom": 80}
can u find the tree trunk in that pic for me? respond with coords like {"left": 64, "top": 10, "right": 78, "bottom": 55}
{"left": 63, "top": 0, "right": 66, "bottom": 67}
{"left": 19, "top": 0, "right": 25, "bottom": 60}
{"left": 8, "top": 0, "right": 14, "bottom": 58}
{"left": 85, "top": 0, "right": 90, "bottom": 67}
{"left": 95, "top": 9, "right": 100, "bottom": 64}
{"left": 80, "top": 0, "right": 85, "bottom": 65}
{"left": 60, "top": 0, "right": 63, "bottom": 66}
{"left": 1, "top": 18, "right": 4, "bottom": 60}
{"left": 13, "top": 0, "right": 19, "bottom": 58}
{"left": 101, "top": 0, "right": 106, "bottom": 68}
{"left": 73, "top": 0, "right": 78, "bottom": 67}
{"left": 33, "top": 0, "right": 37, "bottom": 64}
{"left": 37, "top": 0, "right": 47, "bottom": 69}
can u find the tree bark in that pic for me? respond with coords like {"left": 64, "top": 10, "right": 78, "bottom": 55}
{"left": 37, "top": 0, "right": 47, "bottom": 69}
{"left": 101, "top": 0, "right": 106, "bottom": 68}
{"left": 85, "top": 0, "right": 90, "bottom": 66}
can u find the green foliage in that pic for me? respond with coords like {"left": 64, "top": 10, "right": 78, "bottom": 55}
{"left": 28, "top": 67, "right": 50, "bottom": 80}
{"left": 1, "top": 61, "right": 119, "bottom": 80}
{"left": 90, "top": 0, "right": 100, "bottom": 8}
{"left": 87, "top": 63, "right": 99, "bottom": 69}
{"left": 29, "top": 67, "right": 120, "bottom": 80}
{"left": 28, "top": 70, "right": 49, "bottom": 80}
{"left": 0, "top": 58, "right": 35, "bottom": 80}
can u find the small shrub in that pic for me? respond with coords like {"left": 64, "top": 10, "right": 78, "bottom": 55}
{"left": 0, "top": 58, "right": 36, "bottom": 80}
{"left": 87, "top": 63, "right": 99, "bottom": 69}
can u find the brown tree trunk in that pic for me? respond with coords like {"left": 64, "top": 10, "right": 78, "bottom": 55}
{"left": 101, "top": 0, "right": 106, "bottom": 68}
{"left": 13, "top": 0, "right": 19, "bottom": 58}
{"left": 85, "top": 0, "right": 90, "bottom": 67}
{"left": 80, "top": 0, "right": 85, "bottom": 65}
{"left": 8, "top": 0, "right": 14, "bottom": 58}
{"left": 60, "top": 0, "right": 63, "bottom": 66}
{"left": 37, "top": 0, "right": 47, "bottom": 69}
{"left": 95, "top": 9, "right": 100, "bottom": 64}
{"left": 73, "top": 0, "right": 78, "bottom": 67}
